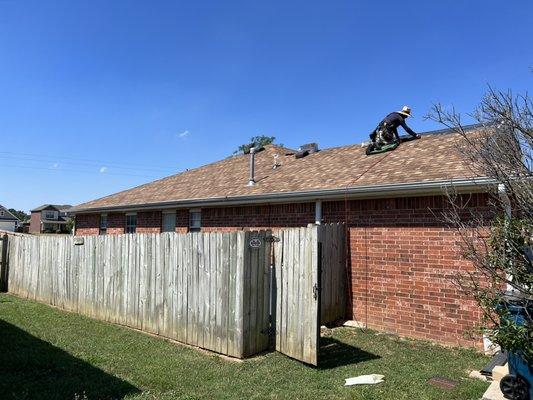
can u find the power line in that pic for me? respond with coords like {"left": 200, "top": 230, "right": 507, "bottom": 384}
{"left": 0, "top": 154, "right": 175, "bottom": 174}
{"left": 0, "top": 163, "right": 161, "bottom": 179}
{"left": 0, "top": 151, "right": 180, "bottom": 172}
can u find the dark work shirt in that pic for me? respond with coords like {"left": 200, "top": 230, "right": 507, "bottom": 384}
{"left": 381, "top": 112, "right": 417, "bottom": 137}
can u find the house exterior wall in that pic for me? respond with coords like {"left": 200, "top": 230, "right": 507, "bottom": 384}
{"left": 137, "top": 211, "right": 162, "bottom": 233}
{"left": 73, "top": 193, "right": 491, "bottom": 348}
{"left": 29, "top": 211, "right": 42, "bottom": 234}
{"left": 0, "top": 220, "right": 17, "bottom": 232}
{"left": 322, "top": 194, "right": 491, "bottom": 348}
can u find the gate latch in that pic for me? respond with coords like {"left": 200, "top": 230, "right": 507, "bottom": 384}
{"left": 313, "top": 283, "right": 319, "bottom": 300}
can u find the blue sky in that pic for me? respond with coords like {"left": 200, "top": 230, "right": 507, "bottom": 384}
{"left": 1, "top": 0, "right": 532, "bottom": 212}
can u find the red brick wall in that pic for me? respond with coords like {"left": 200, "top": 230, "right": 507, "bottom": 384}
{"left": 107, "top": 213, "right": 125, "bottom": 234}
{"left": 176, "top": 210, "right": 189, "bottom": 233}
{"left": 137, "top": 211, "right": 162, "bottom": 233}
{"left": 200, "top": 203, "right": 315, "bottom": 232}
{"left": 75, "top": 213, "right": 99, "bottom": 236}
{"left": 73, "top": 193, "right": 492, "bottom": 348}
{"left": 29, "top": 211, "right": 42, "bottom": 234}
{"left": 321, "top": 194, "right": 491, "bottom": 348}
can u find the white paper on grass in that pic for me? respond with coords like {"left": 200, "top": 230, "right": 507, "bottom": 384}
{"left": 344, "top": 374, "right": 385, "bottom": 386}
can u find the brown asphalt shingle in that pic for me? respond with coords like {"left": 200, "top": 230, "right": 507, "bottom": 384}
{"left": 73, "top": 130, "right": 480, "bottom": 211}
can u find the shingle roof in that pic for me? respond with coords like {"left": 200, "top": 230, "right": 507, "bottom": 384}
{"left": 0, "top": 205, "right": 20, "bottom": 221}
{"left": 72, "top": 128, "right": 485, "bottom": 212}
{"left": 31, "top": 204, "right": 72, "bottom": 212}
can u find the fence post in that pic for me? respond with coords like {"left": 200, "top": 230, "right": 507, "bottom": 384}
{"left": 0, "top": 234, "right": 8, "bottom": 292}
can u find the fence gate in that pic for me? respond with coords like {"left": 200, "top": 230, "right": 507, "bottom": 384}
{"left": 273, "top": 227, "right": 320, "bottom": 366}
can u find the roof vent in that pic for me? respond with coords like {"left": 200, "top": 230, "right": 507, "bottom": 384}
{"left": 272, "top": 153, "right": 281, "bottom": 169}
{"left": 248, "top": 146, "right": 257, "bottom": 186}
{"left": 295, "top": 143, "right": 319, "bottom": 159}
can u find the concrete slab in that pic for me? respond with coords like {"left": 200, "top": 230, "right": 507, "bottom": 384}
{"left": 482, "top": 380, "right": 505, "bottom": 400}
{"left": 492, "top": 365, "right": 509, "bottom": 382}
{"left": 469, "top": 370, "right": 491, "bottom": 382}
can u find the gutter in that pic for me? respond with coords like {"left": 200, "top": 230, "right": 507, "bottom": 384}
{"left": 69, "top": 177, "right": 496, "bottom": 215}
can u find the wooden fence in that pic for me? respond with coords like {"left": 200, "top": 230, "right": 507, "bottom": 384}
{"left": 0, "top": 233, "right": 8, "bottom": 292}
{"left": 317, "top": 223, "right": 346, "bottom": 324}
{"left": 6, "top": 231, "right": 271, "bottom": 358}
{"left": 3, "top": 224, "right": 345, "bottom": 364}
{"left": 272, "top": 224, "right": 346, "bottom": 364}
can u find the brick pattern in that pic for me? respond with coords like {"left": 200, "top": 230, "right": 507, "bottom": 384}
{"left": 107, "top": 213, "right": 125, "bottom": 235}
{"left": 321, "top": 193, "right": 491, "bottom": 348}
{"left": 176, "top": 210, "right": 189, "bottom": 233}
{"left": 75, "top": 213, "right": 99, "bottom": 236}
{"left": 29, "top": 211, "right": 43, "bottom": 234}
{"left": 137, "top": 211, "right": 162, "bottom": 234}
{"left": 200, "top": 203, "right": 314, "bottom": 231}
{"left": 73, "top": 193, "right": 492, "bottom": 348}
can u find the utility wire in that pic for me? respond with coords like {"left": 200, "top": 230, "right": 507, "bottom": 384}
{"left": 0, "top": 154, "right": 175, "bottom": 174}
{"left": 0, "top": 151, "right": 179, "bottom": 172}
{"left": 0, "top": 163, "right": 161, "bottom": 179}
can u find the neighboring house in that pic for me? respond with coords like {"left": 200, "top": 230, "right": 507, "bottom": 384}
{"left": 29, "top": 204, "right": 72, "bottom": 234}
{"left": 70, "top": 127, "right": 496, "bottom": 348}
{"left": 0, "top": 205, "right": 20, "bottom": 232}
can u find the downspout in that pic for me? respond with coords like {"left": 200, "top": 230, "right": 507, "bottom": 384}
{"left": 315, "top": 200, "right": 322, "bottom": 225}
{"left": 498, "top": 183, "right": 513, "bottom": 292}
{"left": 482, "top": 183, "right": 513, "bottom": 352}
{"left": 498, "top": 183, "right": 512, "bottom": 219}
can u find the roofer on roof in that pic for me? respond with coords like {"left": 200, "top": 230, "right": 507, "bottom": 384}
{"left": 369, "top": 106, "right": 421, "bottom": 151}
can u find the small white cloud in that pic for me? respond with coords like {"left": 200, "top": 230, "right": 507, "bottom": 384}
{"left": 178, "top": 130, "right": 190, "bottom": 138}
{"left": 99, "top": 166, "right": 108, "bottom": 173}
{"left": 50, "top": 162, "right": 59, "bottom": 169}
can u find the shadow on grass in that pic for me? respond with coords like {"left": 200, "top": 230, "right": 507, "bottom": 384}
{"left": 0, "top": 319, "right": 140, "bottom": 400}
{"left": 318, "top": 336, "right": 380, "bottom": 370}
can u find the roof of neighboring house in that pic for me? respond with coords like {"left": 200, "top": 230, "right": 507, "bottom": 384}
{"left": 31, "top": 204, "right": 73, "bottom": 212}
{"left": 72, "top": 126, "right": 490, "bottom": 213}
{"left": 0, "top": 205, "right": 20, "bottom": 221}
{"left": 41, "top": 219, "right": 68, "bottom": 224}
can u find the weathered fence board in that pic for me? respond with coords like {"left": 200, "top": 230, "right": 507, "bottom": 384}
{"left": 274, "top": 226, "right": 320, "bottom": 365}
{"left": 0, "top": 234, "right": 10, "bottom": 292}
{"left": 7, "top": 231, "right": 272, "bottom": 358}
{"left": 272, "top": 223, "right": 345, "bottom": 365}
{"left": 318, "top": 223, "right": 346, "bottom": 324}
{"left": 5, "top": 224, "right": 345, "bottom": 364}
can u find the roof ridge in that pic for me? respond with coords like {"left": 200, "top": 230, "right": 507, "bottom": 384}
{"left": 310, "top": 123, "right": 483, "bottom": 154}
{"left": 0, "top": 205, "right": 20, "bottom": 221}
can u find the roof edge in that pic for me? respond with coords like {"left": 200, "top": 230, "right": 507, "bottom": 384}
{"left": 70, "top": 177, "right": 496, "bottom": 214}
{"left": 0, "top": 206, "right": 20, "bottom": 221}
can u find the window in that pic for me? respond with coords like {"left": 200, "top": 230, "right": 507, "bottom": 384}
{"left": 189, "top": 210, "right": 201, "bottom": 232}
{"left": 125, "top": 214, "right": 137, "bottom": 234}
{"left": 162, "top": 211, "right": 176, "bottom": 233}
{"left": 99, "top": 214, "right": 108, "bottom": 235}
{"left": 45, "top": 211, "right": 55, "bottom": 220}
{"left": 0, "top": 211, "right": 4, "bottom": 216}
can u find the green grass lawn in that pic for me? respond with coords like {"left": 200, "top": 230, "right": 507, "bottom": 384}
{"left": 0, "top": 293, "right": 489, "bottom": 400}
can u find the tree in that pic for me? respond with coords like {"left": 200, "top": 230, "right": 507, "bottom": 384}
{"left": 8, "top": 209, "right": 29, "bottom": 222}
{"left": 233, "top": 135, "right": 281, "bottom": 155}
{"left": 426, "top": 86, "right": 532, "bottom": 361}
{"left": 65, "top": 218, "right": 74, "bottom": 234}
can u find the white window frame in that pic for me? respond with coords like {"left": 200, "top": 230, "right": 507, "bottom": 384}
{"left": 125, "top": 213, "right": 137, "bottom": 234}
{"left": 189, "top": 209, "right": 201, "bottom": 232}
